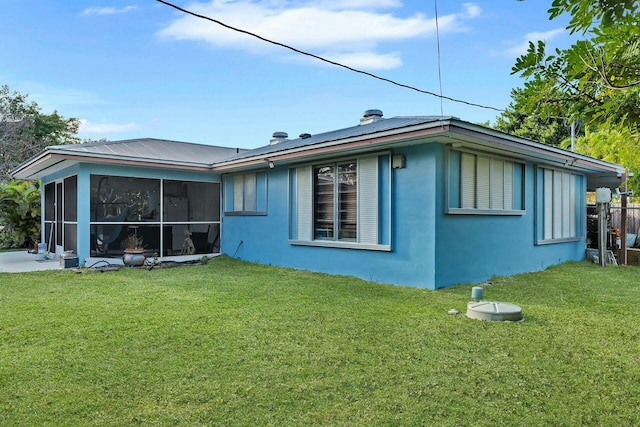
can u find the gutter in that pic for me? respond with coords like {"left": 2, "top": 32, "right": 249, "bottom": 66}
{"left": 212, "top": 119, "right": 452, "bottom": 171}
{"left": 449, "top": 120, "right": 625, "bottom": 174}
{"left": 211, "top": 118, "right": 625, "bottom": 176}
{"left": 11, "top": 147, "right": 214, "bottom": 180}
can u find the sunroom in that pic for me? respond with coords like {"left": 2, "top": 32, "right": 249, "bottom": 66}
{"left": 12, "top": 138, "right": 240, "bottom": 265}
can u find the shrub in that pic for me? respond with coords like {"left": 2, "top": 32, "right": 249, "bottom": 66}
{"left": 0, "top": 180, "right": 40, "bottom": 248}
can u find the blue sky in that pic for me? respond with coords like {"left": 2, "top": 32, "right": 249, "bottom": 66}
{"left": 1, "top": 1, "right": 572, "bottom": 149}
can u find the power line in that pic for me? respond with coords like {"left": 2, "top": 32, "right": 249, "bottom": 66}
{"left": 156, "top": 0, "right": 504, "bottom": 113}
{"left": 434, "top": 0, "right": 444, "bottom": 116}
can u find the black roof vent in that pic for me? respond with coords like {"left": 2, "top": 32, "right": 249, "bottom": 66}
{"left": 360, "top": 109, "right": 384, "bottom": 125}
{"left": 270, "top": 131, "right": 288, "bottom": 145}
{"left": 299, "top": 133, "right": 312, "bottom": 139}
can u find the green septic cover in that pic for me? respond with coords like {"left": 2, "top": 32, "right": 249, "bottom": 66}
{"left": 466, "top": 301, "right": 523, "bottom": 322}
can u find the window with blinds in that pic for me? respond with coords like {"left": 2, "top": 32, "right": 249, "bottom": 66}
{"left": 234, "top": 173, "right": 257, "bottom": 212}
{"left": 461, "top": 152, "right": 515, "bottom": 210}
{"left": 313, "top": 161, "right": 357, "bottom": 241}
{"left": 224, "top": 172, "right": 267, "bottom": 215}
{"left": 291, "top": 155, "right": 388, "bottom": 250}
{"left": 539, "top": 168, "right": 580, "bottom": 241}
{"left": 449, "top": 149, "right": 524, "bottom": 215}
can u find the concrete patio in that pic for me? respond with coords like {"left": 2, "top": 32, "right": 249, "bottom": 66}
{"left": 0, "top": 250, "right": 219, "bottom": 273}
{"left": 0, "top": 251, "right": 63, "bottom": 273}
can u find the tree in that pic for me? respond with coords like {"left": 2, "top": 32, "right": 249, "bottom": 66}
{"left": 0, "top": 85, "right": 80, "bottom": 181}
{"left": 494, "top": 88, "right": 576, "bottom": 146}
{"left": 510, "top": 1, "right": 640, "bottom": 130}
{"left": 502, "top": 0, "right": 640, "bottom": 192}
{"left": 565, "top": 125, "right": 640, "bottom": 192}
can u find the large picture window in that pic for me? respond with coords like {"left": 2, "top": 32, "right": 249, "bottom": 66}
{"left": 448, "top": 149, "right": 525, "bottom": 215}
{"left": 290, "top": 154, "right": 390, "bottom": 251}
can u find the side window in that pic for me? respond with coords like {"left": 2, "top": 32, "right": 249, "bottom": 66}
{"left": 537, "top": 167, "right": 583, "bottom": 243}
{"left": 448, "top": 149, "right": 524, "bottom": 215}
{"left": 224, "top": 172, "right": 267, "bottom": 215}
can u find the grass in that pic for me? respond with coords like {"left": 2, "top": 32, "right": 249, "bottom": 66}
{"left": 1, "top": 257, "right": 639, "bottom": 426}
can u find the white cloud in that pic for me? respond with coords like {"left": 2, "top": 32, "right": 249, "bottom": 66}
{"left": 311, "top": 0, "right": 403, "bottom": 10}
{"left": 79, "top": 120, "right": 141, "bottom": 133}
{"left": 81, "top": 6, "right": 138, "bottom": 16}
{"left": 157, "top": 1, "right": 482, "bottom": 70}
{"left": 462, "top": 3, "right": 481, "bottom": 18}
{"left": 500, "top": 28, "right": 565, "bottom": 57}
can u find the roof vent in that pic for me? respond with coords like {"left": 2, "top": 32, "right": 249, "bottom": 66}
{"left": 270, "top": 131, "right": 288, "bottom": 145}
{"left": 299, "top": 133, "right": 312, "bottom": 139}
{"left": 360, "top": 109, "right": 383, "bottom": 125}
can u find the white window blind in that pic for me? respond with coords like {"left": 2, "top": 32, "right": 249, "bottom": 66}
{"left": 232, "top": 173, "right": 257, "bottom": 212}
{"left": 296, "top": 166, "right": 313, "bottom": 241}
{"left": 477, "top": 156, "right": 491, "bottom": 209}
{"left": 542, "top": 168, "right": 577, "bottom": 240}
{"left": 244, "top": 173, "right": 257, "bottom": 212}
{"left": 504, "top": 162, "right": 514, "bottom": 209}
{"left": 490, "top": 159, "right": 505, "bottom": 209}
{"left": 233, "top": 175, "right": 244, "bottom": 211}
{"left": 358, "top": 156, "right": 378, "bottom": 245}
{"left": 544, "top": 169, "right": 554, "bottom": 240}
{"left": 460, "top": 152, "right": 515, "bottom": 211}
{"left": 461, "top": 153, "right": 476, "bottom": 209}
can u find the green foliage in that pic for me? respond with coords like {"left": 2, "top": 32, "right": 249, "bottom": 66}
{"left": 0, "top": 85, "right": 80, "bottom": 181}
{"left": 494, "top": 88, "right": 575, "bottom": 146}
{"left": 1, "top": 258, "right": 640, "bottom": 425}
{"left": 549, "top": 0, "right": 638, "bottom": 34}
{"left": 510, "top": 2, "right": 640, "bottom": 130}
{"left": 565, "top": 124, "right": 640, "bottom": 192}
{"left": 0, "top": 180, "right": 41, "bottom": 248}
{"left": 502, "top": 1, "right": 640, "bottom": 190}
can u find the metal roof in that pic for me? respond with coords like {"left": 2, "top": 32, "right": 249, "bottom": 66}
{"left": 53, "top": 138, "right": 242, "bottom": 165}
{"left": 229, "top": 116, "right": 455, "bottom": 161}
{"left": 213, "top": 115, "right": 625, "bottom": 190}
{"left": 10, "top": 116, "right": 626, "bottom": 190}
{"left": 11, "top": 138, "right": 244, "bottom": 180}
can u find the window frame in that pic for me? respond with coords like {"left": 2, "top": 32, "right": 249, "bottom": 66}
{"left": 535, "top": 165, "right": 584, "bottom": 245}
{"left": 288, "top": 153, "right": 392, "bottom": 251}
{"left": 313, "top": 160, "right": 358, "bottom": 241}
{"left": 446, "top": 147, "right": 526, "bottom": 216}
{"left": 224, "top": 171, "right": 268, "bottom": 216}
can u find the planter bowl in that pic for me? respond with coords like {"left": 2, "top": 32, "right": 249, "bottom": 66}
{"left": 123, "top": 248, "right": 146, "bottom": 267}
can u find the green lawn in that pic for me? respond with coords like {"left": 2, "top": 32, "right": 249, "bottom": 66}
{"left": 1, "top": 257, "right": 639, "bottom": 426}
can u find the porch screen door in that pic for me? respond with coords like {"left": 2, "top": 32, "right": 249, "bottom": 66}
{"left": 56, "top": 182, "right": 63, "bottom": 254}
{"left": 43, "top": 183, "right": 55, "bottom": 252}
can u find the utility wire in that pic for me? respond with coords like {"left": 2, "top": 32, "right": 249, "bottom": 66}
{"left": 434, "top": 0, "right": 444, "bottom": 116}
{"left": 156, "top": 0, "right": 504, "bottom": 113}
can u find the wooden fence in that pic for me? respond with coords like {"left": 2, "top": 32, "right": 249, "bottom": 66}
{"left": 610, "top": 204, "right": 640, "bottom": 235}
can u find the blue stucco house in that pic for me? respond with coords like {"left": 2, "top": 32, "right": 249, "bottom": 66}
{"left": 12, "top": 110, "right": 625, "bottom": 288}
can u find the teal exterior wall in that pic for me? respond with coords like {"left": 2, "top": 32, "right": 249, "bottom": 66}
{"left": 222, "top": 141, "right": 588, "bottom": 289}
{"left": 434, "top": 157, "right": 586, "bottom": 288}
{"left": 221, "top": 143, "right": 440, "bottom": 288}
{"left": 38, "top": 141, "right": 589, "bottom": 288}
